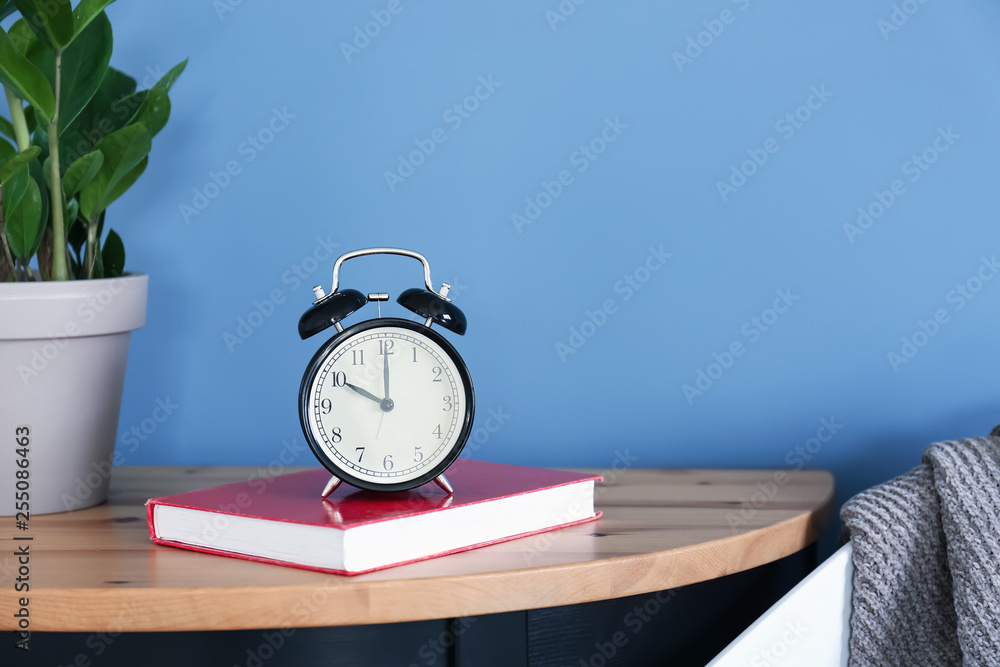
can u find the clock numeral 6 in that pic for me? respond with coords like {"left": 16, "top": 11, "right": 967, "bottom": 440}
{"left": 331, "top": 426, "right": 342, "bottom": 443}
{"left": 383, "top": 454, "right": 394, "bottom": 471}
{"left": 442, "top": 396, "right": 453, "bottom": 412}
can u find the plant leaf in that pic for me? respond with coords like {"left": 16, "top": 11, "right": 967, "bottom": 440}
{"left": 0, "top": 0, "right": 17, "bottom": 21}
{"left": 28, "top": 157, "right": 48, "bottom": 251}
{"left": 101, "top": 154, "right": 145, "bottom": 209}
{"left": 8, "top": 17, "right": 48, "bottom": 138}
{"left": 108, "top": 90, "right": 144, "bottom": 127}
{"left": 54, "top": 11, "right": 113, "bottom": 135}
{"left": 69, "top": 67, "right": 137, "bottom": 127}
{"left": 0, "top": 138, "right": 15, "bottom": 163}
{"left": 0, "top": 146, "right": 41, "bottom": 183}
{"left": 67, "top": 211, "right": 85, "bottom": 256}
{"left": 66, "top": 67, "right": 140, "bottom": 155}
{"left": 79, "top": 123, "right": 150, "bottom": 220}
{"left": 62, "top": 149, "right": 103, "bottom": 196}
{"left": 127, "top": 59, "right": 185, "bottom": 141}
{"left": 132, "top": 86, "right": 169, "bottom": 137}
{"left": 2, "top": 164, "right": 43, "bottom": 261}
{"left": 22, "top": 104, "right": 36, "bottom": 135}
{"left": 101, "top": 227, "right": 123, "bottom": 277}
{"left": 97, "top": 66, "right": 138, "bottom": 100}
{"left": 153, "top": 58, "right": 187, "bottom": 94}
{"left": 0, "top": 144, "right": 44, "bottom": 249}
{"left": 71, "top": 0, "right": 116, "bottom": 43}
{"left": 1, "top": 163, "right": 29, "bottom": 242}
{"left": 0, "top": 27, "right": 55, "bottom": 119}
{"left": 30, "top": 119, "right": 49, "bottom": 166}
{"left": 57, "top": 127, "right": 88, "bottom": 164}
{"left": 0, "top": 116, "right": 15, "bottom": 143}
{"left": 65, "top": 196, "right": 78, "bottom": 226}
{"left": 0, "top": 148, "right": 24, "bottom": 184}
{"left": 13, "top": 0, "right": 74, "bottom": 50}
{"left": 8, "top": 18, "right": 39, "bottom": 56}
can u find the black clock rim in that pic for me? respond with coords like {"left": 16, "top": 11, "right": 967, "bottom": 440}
{"left": 298, "top": 317, "right": 476, "bottom": 493}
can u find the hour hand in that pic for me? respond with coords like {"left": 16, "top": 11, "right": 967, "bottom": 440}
{"left": 344, "top": 382, "right": 382, "bottom": 405}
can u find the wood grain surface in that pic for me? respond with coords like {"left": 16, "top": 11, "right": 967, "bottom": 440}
{"left": 0, "top": 466, "right": 834, "bottom": 632}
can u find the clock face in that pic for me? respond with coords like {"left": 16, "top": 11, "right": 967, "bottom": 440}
{"left": 300, "top": 319, "right": 474, "bottom": 491}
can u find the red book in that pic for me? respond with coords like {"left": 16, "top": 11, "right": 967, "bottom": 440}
{"left": 146, "top": 459, "right": 602, "bottom": 575}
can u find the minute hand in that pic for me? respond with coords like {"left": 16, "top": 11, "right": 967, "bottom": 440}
{"left": 344, "top": 382, "right": 382, "bottom": 405}
{"left": 383, "top": 350, "right": 390, "bottom": 399}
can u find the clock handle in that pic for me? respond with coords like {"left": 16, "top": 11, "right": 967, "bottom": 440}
{"left": 315, "top": 247, "right": 466, "bottom": 335}
{"left": 329, "top": 248, "right": 436, "bottom": 294}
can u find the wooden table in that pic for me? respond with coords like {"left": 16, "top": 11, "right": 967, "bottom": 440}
{"left": 0, "top": 466, "right": 834, "bottom": 635}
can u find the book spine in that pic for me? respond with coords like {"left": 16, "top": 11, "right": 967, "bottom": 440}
{"left": 145, "top": 500, "right": 159, "bottom": 541}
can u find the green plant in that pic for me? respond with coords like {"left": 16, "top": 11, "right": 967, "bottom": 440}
{"left": 0, "top": 0, "right": 184, "bottom": 281}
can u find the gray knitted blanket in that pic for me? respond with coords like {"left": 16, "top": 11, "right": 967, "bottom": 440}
{"left": 841, "top": 428, "right": 1000, "bottom": 666}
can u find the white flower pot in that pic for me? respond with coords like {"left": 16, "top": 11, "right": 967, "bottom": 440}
{"left": 0, "top": 274, "right": 147, "bottom": 515}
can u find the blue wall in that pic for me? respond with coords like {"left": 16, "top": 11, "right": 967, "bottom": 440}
{"left": 94, "top": 1, "right": 1000, "bottom": 509}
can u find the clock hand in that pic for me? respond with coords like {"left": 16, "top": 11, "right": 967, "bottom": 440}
{"left": 344, "top": 382, "right": 382, "bottom": 405}
{"left": 376, "top": 411, "right": 387, "bottom": 440}
{"left": 383, "top": 347, "right": 390, "bottom": 400}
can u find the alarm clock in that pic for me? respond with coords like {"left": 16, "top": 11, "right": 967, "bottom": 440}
{"left": 297, "top": 248, "right": 474, "bottom": 497}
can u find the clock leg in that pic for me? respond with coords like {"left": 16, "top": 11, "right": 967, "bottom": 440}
{"left": 433, "top": 474, "right": 454, "bottom": 494}
{"left": 321, "top": 475, "right": 343, "bottom": 499}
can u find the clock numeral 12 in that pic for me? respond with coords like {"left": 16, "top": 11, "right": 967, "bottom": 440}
{"left": 379, "top": 340, "right": 394, "bottom": 355}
